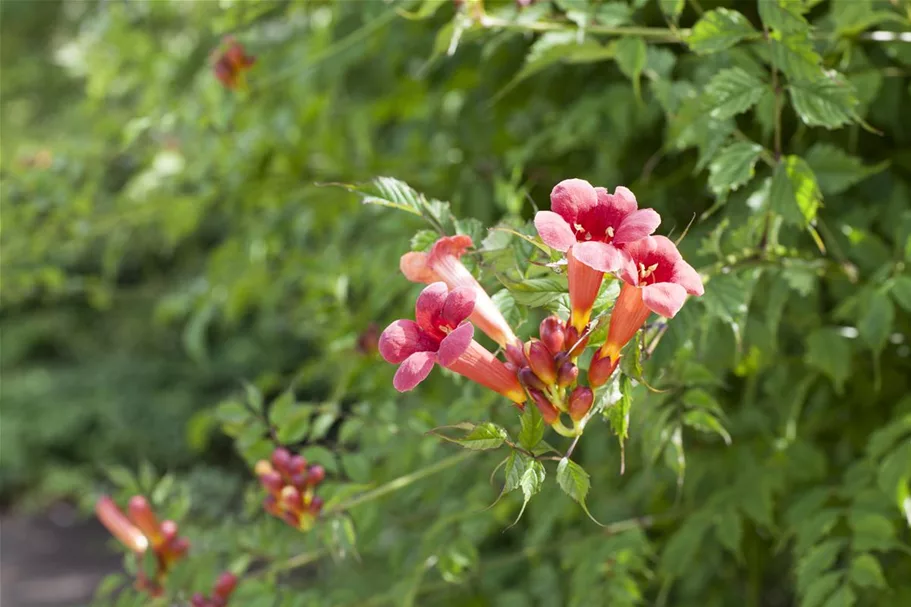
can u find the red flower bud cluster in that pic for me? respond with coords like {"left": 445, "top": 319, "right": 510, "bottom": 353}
{"left": 191, "top": 572, "right": 238, "bottom": 607}
{"left": 256, "top": 447, "right": 325, "bottom": 530}
{"left": 212, "top": 37, "right": 255, "bottom": 90}
{"left": 507, "top": 316, "right": 595, "bottom": 436}
{"left": 95, "top": 495, "right": 189, "bottom": 597}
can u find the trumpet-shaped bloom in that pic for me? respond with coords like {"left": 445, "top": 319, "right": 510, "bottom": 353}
{"left": 535, "top": 179, "right": 661, "bottom": 331}
{"left": 400, "top": 235, "right": 517, "bottom": 347}
{"left": 96, "top": 496, "right": 149, "bottom": 553}
{"left": 379, "top": 282, "right": 525, "bottom": 403}
{"left": 600, "top": 235, "right": 704, "bottom": 362}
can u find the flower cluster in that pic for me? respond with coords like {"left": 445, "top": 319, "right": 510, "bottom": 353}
{"left": 212, "top": 37, "right": 255, "bottom": 90}
{"left": 380, "top": 178, "right": 702, "bottom": 440}
{"left": 95, "top": 495, "right": 190, "bottom": 596}
{"left": 191, "top": 572, "right": 239, "bottom": 607}
{"left": 255, "top": 447, "right": 325, "bottom": 531}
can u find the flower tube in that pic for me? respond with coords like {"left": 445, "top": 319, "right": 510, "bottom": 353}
{"left": 96, "top": 496, "right": 149, "bottom": 553}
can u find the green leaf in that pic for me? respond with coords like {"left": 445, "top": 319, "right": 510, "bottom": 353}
{"left": 661, "top": 515, "right": 711, "bottom": 577}
{"left": 801, "top": 572, "right": 842, "bottom": 607}
{"left": 704, "top": 68, "right": 767, "bottom": 121}
{"left": 889, "top": 276, "right": 911, "bottom": 313}
{"left": 805, "top": 329, "right": 851, "bottom": 394}
{"left": 505, "top": 276, "right": 568, "bottom": 307}
{"left": 770, "top": 155, "right": 821, "bottom": 226}
{"left": 858, "top": 291, "right": 894, "bottom": 353}
{"left": 398, "top": 0, "right": 448, "bottom": 20}
{"left": 797, "top": 539, "right": 844, "bottom": 594}
{"left": 687, "top": 9, "right": 758, "bottom": 54}
{"left": 682, "top": 388, "right": 724, "bottom": 416}
{"left": 410, "top": 229, "right": 438, "bottom": 252}
{"left": 556, "top": 457, "right": 590, "bottom": 505}
{"left": 511, "top": 459, "right": 545, "bottom": 525}
{"left": 822, "top": 585, "right": 856, "bottom": 607}
{"left": 768, "top": 31, "right": 823, "bottom": 81}
{"left": 848, "top": 553, "right": 887, "bottom": 589}
{"left": 709, "top": 141, "right": 764, "bottom": 198}
{"left": 503, "top": 451, "right": 529, "bottom": 494}
{"left": 848, "top": 511, "right": 896, "bottom": 552}
{"left": 609, "top": 376, "right": 632, "bottom": 472}
{"left": 804, "top": 143, "right": 888, "bottom": 195}
{"left": 659, "top": 0, "right": 684, "bottom": 23}
{"left": 614, "top": 37, "right": 647, "bottom": 98}
{"left": 789, "top": 74, "right": 859, "bottom": 129}
{"left": 714, "top": 509, "right": 742, "bottom": 559}
{"left": 341, "top": 176, "right": 425, "bottom": 217}
{"left": 455, "top": 422, "right": 508, "bottom": 450}
{"left": 682, "top": 409, "right": 732, "bottom": 445}
{"left": 759, "top": 0, "right": 810, "bottom": 33}
{"left": 518, "top": 403, "right": 545, "bottom": 451}
{"left": 491, "top": 289, "right": 522, "bottom": 329}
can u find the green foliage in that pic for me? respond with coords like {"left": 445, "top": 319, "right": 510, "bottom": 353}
{"left": 2, "top": 0, "right": 911, "bottom": 605}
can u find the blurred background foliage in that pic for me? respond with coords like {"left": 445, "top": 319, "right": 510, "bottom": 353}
{"left": 1, "top": 0, "right": 910, "bottom": 605}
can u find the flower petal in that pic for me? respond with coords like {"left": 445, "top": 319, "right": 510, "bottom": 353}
{"left": 672, "top": 259, "right": 705, "bottom": 296}
{"left": 550, "top": 179, "right": 598, "bottom": 225}
{"left": 641, "top": 283, "right": 688, "bottom": 318}
{"left": 400, "top": 252, "right": 438, "bottom": 284}
{"left": 442, "top": 287, "right": 476, "bottom": 327}
{"left": 572, "top": 241, "right": 627, "bottom": 273}
{"left": 534, "top": 211, "right": 576, "bottom": 251}
{"left": 596, "top": 186, "right": 637, "bottom": 217}
{"left": 378, "top": 319, "right": 435, "bottom": 364}
{"left": 428, "top": 234, "right": 472, "bottom": 265}
{"left": 415, "top": 282, "right": 450, "bottom": 333}
{"left": 613, "top": 208, "right": 661, "bottom": 245}
{"left": 437, "top": 322, "right": 474, "bottom": 367}
{"left": 393, "top": 351, "right": 437, "bottom": 391}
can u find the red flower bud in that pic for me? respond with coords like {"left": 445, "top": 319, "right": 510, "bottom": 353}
{"left": 568, "top": 386, "right": 594, "bottom": 421}
{"left": 169, "top": 537, "right": 190, "bottom": 557}
{"left": 290, "top": 473, "right": 308, "bottom": 489}
{"left": 588, "top": 350, "right": 619, "bottom": 387}
{"left": 160, "top": 520, "right": 178, "bottom": 542}
{"left": 564, "top": 326, "right": 590, "bottom": 358}
{"left": 288, "top": 455, "right": 307, "bottom": 475}
{"left": 271, "top": 448, "right": 291, "bottom": 473}
{"left": 539, "top": 316, "right": 566, "bottom": 354}
{"left": 308, "top": 495, "right": 324, "bottom": 515}
{"left": 526, "top": 340, "right": 557, "bottom": 384}
{"left": 556, "top": 361, "right": 578, "bottom": 388}
{"left": 280, "top": 486, "right": 303, "bottom": 510}
{"left": 518, "top": 367, "right": 547, "bottom": 392}
{"left": 191, "top": 592, "right": 208, "bottom": 607}
{"left": 528, "top": 390, "right": 559, "bottom": 425}
{"left": 214, "top": 572, "right": 238, "bottom": 599}
{"left": 259, "top": 471, "right": 283, "bottom": 494}
{"left": 308, "top": 465, "right": 326, "bottom": 486}
{"left": 505, "top": 341, "right": 528, "bottom": 367}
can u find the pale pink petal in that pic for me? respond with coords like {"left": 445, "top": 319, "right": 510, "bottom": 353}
{"left": 437, "top": 322, "right": 474, "bottom": 367}
{"left": 379, "top": 320, "right": 436, "bottom": 364}
{"left": 550, "top": 179, "right": 598, "bottom": 224}
{"left": 649, "top": 235, "right": 684, "bottom": 265}
{"left": 613, "top": 208, "right": 661, "bottom": 245}
{"left": 672, "top": 259, "right": 704, "bottom": 296}
{"left": 641, "top": 283, "right": 688, "bottom": 318}
{"left": 572, "top": 241, "right": 627, "bottom": 273}
{"left": 621, "top": 235, "right": 657, "bottom": 266}
{"left": 534, "top": 211, "right": 576, "bottom": 251}
{"left": 415, "top": 282, "right": 450, "bottom": 333}
{"left": 428, "top": 235, "right": 472, "bottom": 265}
{"left": 393, "top": 351, "right": 437, "bottom": 391}
{"left": 400, "top": 252, "right": 438, "bottom": 284}
{"left": 442, "top": 287, "right": 476, "bottom": 326}
{"left": 596, "top": 186, "right": 637, "bottom": 217}
{"left": 619, "top": 255, "right": 639, "bottom": 286}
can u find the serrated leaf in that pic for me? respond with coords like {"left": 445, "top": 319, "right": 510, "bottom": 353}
{"left": 609, "top": 376, "right": 633, "bottom": 472}
{"left": 805, "top": 329, "right": 851, "bottom": 394}
{"left": 768, "top": 31, "right": 822, "bottom": 81}
{"left": 455, "top": 422, "right": 508, "bottom": 450}
{"left": 503, "top": 451, "right": 529, "bottom": 494}
{"left": 704, "top": 68, "right": 767, "bottom": 121}
{"left": 804, "top": 143, "right": 887, "bottom": 195}
{"left": 682, "top": 388, "right": 724, "bottom": 415}
{"left": 342, "top": 176, "right": 425, "bottom": 216}
{"left": 848, "top": 553, "right": 887, "bottom": 588}
{"left": 708, "top": 141, "right": 764, "bottom": 198}
{"left": 889, "top": 276, "right": 911, "bottom": 313}
{"left": 797, "top": 539, "right": 844, "bottom": 594}
{"left": 801, "top": 572, "right": 842, "bottom": 607}
{"left": 659, "top": 0, "right": 684, "bottom": 22}
{"left": 410, "top": 229, "right": 438, "bottom": 252}
{"left": 556, "top": 457, "right": 590, "bottom": 505}
{"left": 789, "top": 73, "right": 859, "bottom": 129}
{"left": 491, "top": 289, "right": 522, "bottom": 329}
{"left": 511, "top": 459, "right": 545, "bottom": 526}
{"left": 682, "top": 409, "right": 732, "bottom": 445}
{"left": 770, "top": 155, "right": 821, "bottom": 226}
{"left": 759, "top": 0, "right": 810, "bottom": 33}
{"left": 822, "top": 585, "right": 856, "bottom": 607}
{"left": 687, "top": 9, "right": 758, "bottom": 54}
{"left": 505, "top": 276, "right": 568, "bottom": 307}
{"left": 714, "top": 509, "right": 742, "bottom": 558}
{"left": 518, "top": 404, "right": 545, "bottom": 450}
{"left": 858, "top": 290, "right": 894, "bottom": 353}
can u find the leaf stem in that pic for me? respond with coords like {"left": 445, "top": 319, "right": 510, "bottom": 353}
{"left": 479, "top": 15, "right": 685, "bottom": 42}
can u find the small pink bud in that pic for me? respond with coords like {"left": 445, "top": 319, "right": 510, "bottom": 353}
{"left": 307, "top": 465, "right": 326, "bottom": 486}
{"left": 526, "top": 340, "right": 557, "bottom": 385}
{"left": 290, "top": 473, "right": 308, "bottom": 489}
{"left": 259, "top": 471, "right": 283, "bottom": 494}
{"left": 191, "top": 592, "right": 208, "bottom": 607}
{"left": 254, "top": 460, "right": 273, "bottom": 477}
{"left": 568, "top": 386, "right": 594, "bottom": 421}
{"left": 214, "top": 572, "right": 238, "bottom": 599}
{"left": 556, "top": 361, "right": 578, "bottom": 388}
{"left": 528, "top": 390, "right": 559, "bottom": 425}
{"left": 505, "top": 341, "right": 528, "bottom": 367}
{"left": 518, "top": 367, "right": 547, "bottom": 392}
{"left": 271, "top": 448, "right": 291, "bottom": 473}
{"left": 539, "top": 316, "right": 566, "bottom": 354}
{"left": 288, "top": 455, "right": 307, "bottom": 475}
{"left": 160, "top": 520, "right": 178, "bottom": 541}
{"left": 588, "top": 350, "right": 619, "bottom": 387}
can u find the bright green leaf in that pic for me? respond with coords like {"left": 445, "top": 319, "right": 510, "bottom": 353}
{"left": 556, "top": 457, "right": 590, "bottom": 505}
{"left": 659, "top": 0, "right": 684, "bottom": 23}
{"left": 455, "top": 422, "right": 508, "bottom": 450}
{"left": 410, "top": 229, "right": 438, "bottom": 252}
{"left": 858, "top": 290, "right": 894, "bottom": 353}
{"left": 848, "top": 553, "right": 887, "bottom": 589}
{"left": 687, "top": 9, "right": 758, "bottom": 54}
{"left": 682, "top": 409, "right": 732, "bottom": 445}
{"left": 518, "top": 403, "right": 545, "bottom": 451}
{"left": 770, "top": 155, "right": 821, "bottom": 226}
{"left": 805, "top": 328, "right": 851, "bottom": 394}
{"left": 789, "top": 74, "right": 859, "bottom": 129}
{"left": 889, "top": 276, "right": 911, "bottom": 313}
{"left": 759, "top": 0, "right": 810, "bottom": 33}
{"left": 704, "top": 67, "right": 767, "bottom": 121}
{"left": 708, "top": 141, "right": 764, "bottom": 198}
{"left": 614, "top": 37, "right": 647, "bottom": 97}
{"left": 804, "top": 143, "right": 888, "bottom": 195}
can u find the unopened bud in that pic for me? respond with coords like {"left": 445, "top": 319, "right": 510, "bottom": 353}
{"left": 254, "top": 460, "right": 273, "bottom": 477}
{"left": 308, "top": 495, "right": 325, "bottom": 515}
{"left": 290, "top": 473, "right": 308, "bottom": 489}
{"left": 160, "top": 520, "right": 178, "bottom": 542}
{"left": 288, "top": 455, "right": 307, "bottom": 475}
{"left": 568, "top": 386, "right": 594, "bottom": 421}
{"left": 191, "top": 592, "right": 208, "bottom": 607}
{"left": 260, "top": 471, "right": 283, "bottom": 493}
{"left": 518, "top": 367, "right": 547, "bottom": 392}
{"left": 588, "top": 350, "right": 619, "bottom": 387}
{"left": 539, "top": 316, "right": 566, "bottom": 354}
{"left": 214, "top": 572, "right": 238, "bottom": 599}
{"left": 505, "top": 341, "right": 528, "bottom": 367}
{"left": 280, "top": 486, "right": 303, "bottom": 510}
{"left": 564, "top": 326, "right": 589, "bottom": 358}
{"left": 169, "top": 536, "right": 190, "bottom": 557}
{"left": 271, "top": 447, "right": 291, "bottom": 472}
{"left": 307, "top": 465, "right": 326, "bottom": 486}
{"left": 528, "top": 390, "right": 559, "bottom": 425}
{"left": 526, "top": 340, "right": 557, "bottom": 384}
{"left": 556, "top": 361, "right": 578, "bottom": 387}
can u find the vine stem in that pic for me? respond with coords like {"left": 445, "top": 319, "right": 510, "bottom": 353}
{"left": 479, "top": 15, "right": 686, "bottom": 42}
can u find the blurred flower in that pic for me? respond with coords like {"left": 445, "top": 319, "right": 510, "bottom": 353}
{"left": 594, "top": 235, "right": 703, "bottom": 382}
{"left": 379, "top": 282, "right": 525, "bottom": 404}
{"left": 256, "top": 449, "right": 325, "bottom": 531}
{"left": 191, "top": 572, "right": 239, "bottom": 607}
{"left": 535, "top": 179, "right": 660, "bottom": 332}
{"left": 356, "top": 322, "right": 380, "bottom": 356}
{"left": 212, "top": 37, "right": 255, "bottom": 90}
{"left": 400, "top": 235, "right": 517, "bottom": 347}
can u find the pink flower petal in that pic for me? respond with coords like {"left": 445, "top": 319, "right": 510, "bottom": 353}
{"left": 649, "top": 235, "right": 684, "bottom": 265}
{"left": 613, "top": 208, "right": 661, "bottom": 245}
{"left": 572, "top": 241, "right": 627, "bottom": 273}
{"left": 378, "top": 320, "right": 436, "bottom": 364}
{"left": 550, "top": 179, "right": 598, "bottom": 225}
{"left": 534, "top": 211, "right": 576, "bottom": 251}
{"left": 400, "top": 252, "right": 438, "bottom": 284}
{"left": 415, "top": 282, "right": 450, "bottom": 333}
{"left": 442, "top": 287, "right": 476, "bottom": 327}
{"left": 437, "top": 322, "right": 474, "bottom": 367}
{"left": 393, "top": 351, "right": 437, "bottom": 391}
{"left": 619, "top": 255, "right": 639, "bottom": 286}
{"left": 641, "top": 283, "right": 688, "bottom": 318}
{"left": 596, "top": 186, "right": 637, "bottom": 217}
{"left": 672, "top": 259, "right": 704, "bottom": 296}
{"left": 428, "top": 234, "right": 472, "bottom": 265}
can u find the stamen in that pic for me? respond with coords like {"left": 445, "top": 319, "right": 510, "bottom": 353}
{"left": 606, "top": 226, "right": 614, "bottom": 238}
{"left": 573, "top": 222, "right": 584, "bottom": 233}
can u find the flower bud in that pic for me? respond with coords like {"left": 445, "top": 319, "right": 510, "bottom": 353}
{"left": 539, "top": 316, "right": 566, "bottom": 354}
{"left": 271, "top": 447, "right": 291, "bottom": 473}
{"left": 280, "top": 486, "right": 303, "bottom": 510}
{"left": 556, "top": 360, "right": 578, "bottom": 388}
{"left": 564, "top": 326, "right": 590, "bottom": 358}
{"left": 169, "top": 536, "right": 190, "bottom": 557}
{"left": 528, "top": 390, "right": 559, "bottom": 425}
{"left": 505, "top": 341, "right": 528, "bottom": 367}
{"left": 254, "top": 459, "right": 273, "bottom": 477}
{"left": 307, "top": 464, "right": 326, "bottom": 486}
{"left": 290, "top": 473, "right": 308, "bottom": 490}
{"left": 526, "top": 340, "right": 557, "bottom": 384}
{"left": 160, "top": 520, "right": 178, "bottom": 542}
{"left": 263, "top": 494, "right": 279, "bottom": 515}
{"left": 191, "top": 592, "right": 208, "bottom": 607}
{"left": 288, "top": 455, "right": 307, "bottom": 475}
{"left": 259, "top": 471, "right": 283, "bottom": 494}
{"left": 212, "top": 598, "right": 227, "bottom": 607}
{"left": 588, "top": 350, "right": 619, "bottom": 387}
{"left": 518, "top": 367, "right": 547, "bottom": 392}
{"left": 214, "top": 572, "right": 238, "bottom": 599}
{"left": 127, "top": 496, "right": 161, "bottom": 543}
{"left": 308, "top": 495, "right": 325, "bottom": 515}
{"left": 568, "top": 386, "right": 594, "bottom": 421}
